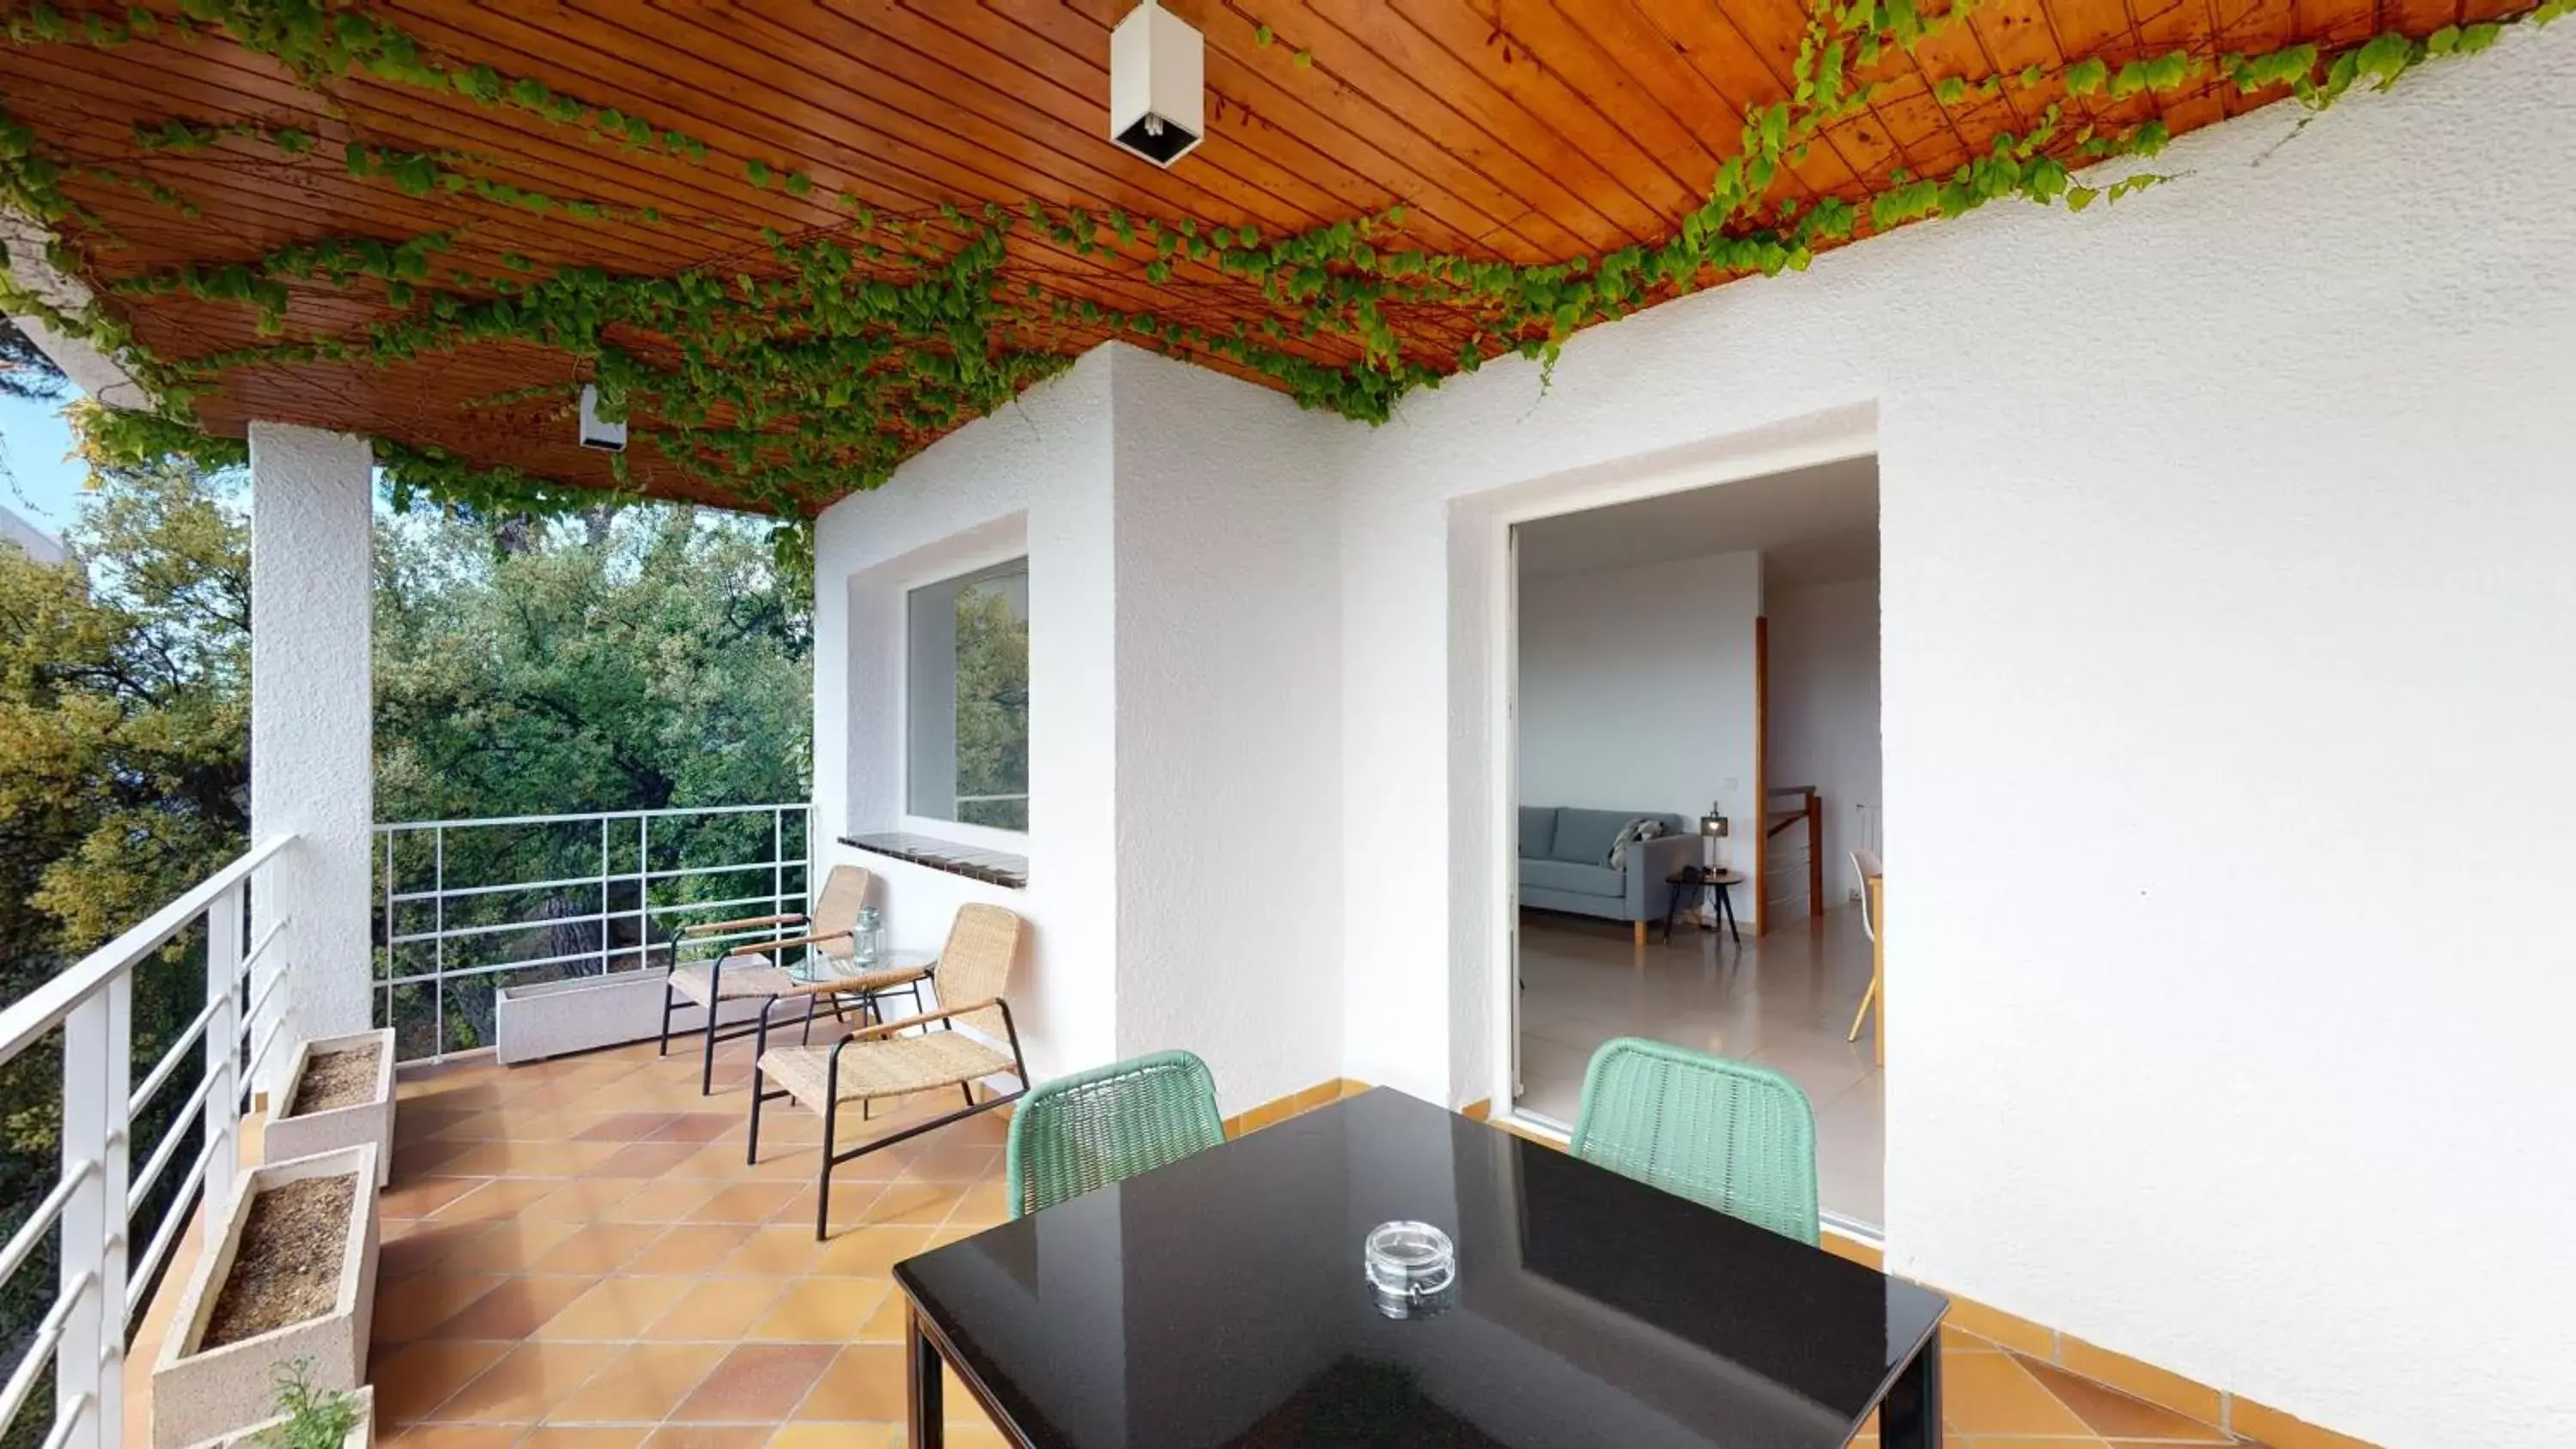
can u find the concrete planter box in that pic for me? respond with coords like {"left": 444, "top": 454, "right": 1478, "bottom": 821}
{"left": 263, "top": 1029, "right": 394, "bottom": 1188}
{"left": 153, "top": 1146, "right": 380, "bottom": 1449}
{"left": 179, "top": 1386, "right": 373, "bottom": 1449}
{"left": 495, "top": 969, "right": 799, "bottom": 1065}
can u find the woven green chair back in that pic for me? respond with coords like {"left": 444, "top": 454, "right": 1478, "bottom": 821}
{"left": 1569, "top": 1037, "right": 1820, "bottom": 1245}
{"left": 1006, "top": 1050, "right": 1227, "bottom": 1218}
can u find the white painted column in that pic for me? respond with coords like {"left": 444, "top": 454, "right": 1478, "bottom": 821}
{"left": 248, "top": 422, "right": 374, "bottom": 1073}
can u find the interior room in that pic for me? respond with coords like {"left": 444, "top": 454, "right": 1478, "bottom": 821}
{"left": 1511, "top": 457, "right": 1886, "bottom": 1226}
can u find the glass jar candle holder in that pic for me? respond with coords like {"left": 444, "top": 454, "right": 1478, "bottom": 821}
{"left": 1364, "top": 1221, "right": 1456, "bottom": 1319}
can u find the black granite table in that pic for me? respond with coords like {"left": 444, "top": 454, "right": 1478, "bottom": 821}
{"left": 893, "top": 1088, "right": 1945, "bottom": 1448}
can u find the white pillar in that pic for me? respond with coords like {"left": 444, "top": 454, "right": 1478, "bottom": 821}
{"left": 248, "top": 422, "right": 374, "bottom": 1074}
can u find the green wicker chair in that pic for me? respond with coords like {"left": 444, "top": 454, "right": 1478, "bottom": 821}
{"left": 1569, "top": 1037, "right": 1820, "bottom": 1244}
{"left": 1005, "top": 1050, "right": 1227, "bottom": 1217}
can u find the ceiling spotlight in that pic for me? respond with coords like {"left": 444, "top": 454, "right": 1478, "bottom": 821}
{"left": 1109, "top": 0, "right": 1204, "bottom": 167}
{"left": 578, "top": 384, "right": 627, "bottom": 453}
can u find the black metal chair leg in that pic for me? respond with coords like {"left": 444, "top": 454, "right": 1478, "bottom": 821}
{"left": 959, "top": 1082, "right": 975, "bottom": 1110}
{"left": 747, "top": 1070, "right": 766, "bottom": 1165}
{"left": 700, "top": 1006, "right": 720, "bottom": 1095}
{"left": 817, "top": 1096, "right": 836, "bottom": 1240}
{"left": 658, "top": 981, "right": 675, "bottom": 1056}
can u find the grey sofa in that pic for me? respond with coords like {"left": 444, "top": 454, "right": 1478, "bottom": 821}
{"left": 1518, "top": 806, "right": 1698, "bottom": 937}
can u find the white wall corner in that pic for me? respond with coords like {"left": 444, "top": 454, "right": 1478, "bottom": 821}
{"left": 247, "top": 422, "right": 374, "bottom": 1066}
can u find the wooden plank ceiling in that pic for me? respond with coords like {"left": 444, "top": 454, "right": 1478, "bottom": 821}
{"left": 0, "top": 0, "right": 2512, "bottom": 514}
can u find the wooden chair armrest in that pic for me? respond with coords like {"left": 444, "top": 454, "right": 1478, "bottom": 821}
{"left": 843, "top": 997, "right": 1002, "bottom": 1043}
{"left": 677, "top": 912, "right": 805, "bottom": 937}
{"left": 723, "top": 930, "right": 854, "bottom": 957}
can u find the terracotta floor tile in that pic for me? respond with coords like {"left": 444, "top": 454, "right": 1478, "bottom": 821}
{"left": 641, "top": 1278, "right": 793, "bottom": 1342}
{"left": 670, "top": 1344, "right": 837, "bottom": 1422}
{"left": 538, "top": 1276, "right": 697, "bottom": 1341}
{"left": 811, "top": 1226, "right": 934, "bottom": 1277}
{"left": 1941, "top": 1353, "right": 2097, "bottom": 1437}
{"left": 641, "top": 1429, "right": 770, "bottom": 1449}
{"left": 772, "top": 1424, "right": 899, "bottom": 1449}
{"left": 527, "top": 1223, "right": 670, "bottom": 1275}
{"left": 434, "top": 1341, "right": 622, "bottom": 1422}
{"left": 716, "top": 1228, "right": 831, "bottom": 1276}
{"left": 517, "top": 1428, "right": 650, "bottom": 1449}
{"left": 650, "top": 1113, "right": 740, "bottom": 1143}
{"left": 847, "top": 1179, "right": 966, "bottom": 1228}
{"left": 2014, "top": 1356, "right": 2233, "bottom": 1441}
{"left": 546, "top": 1343, "right": 728, "bottom": 1423}
{"left": 431, "top": 1178, "right": 565, "bottom": 1222}
{"left": 690, "top": 1182, "right": 804, "bottom": 1223}
{"left": 749, "top": 1277, "right": 892, "bottom": 1341}
{"left": 1959, "top": 1439, "right": 2105, "bottom": 1447}
{"left": 576, "top": 1110, "right": 682, "bottom": 1141}
{"left": 381, "top": 1176, "right": 488, "bottom": 1220}
{"left": 594, "top": 1140, "right": 710, "bottom": 1176}
{"left": 523, "top": 1177, "right": 648, "bottom": 1222}
{"left": 854, "top": 1292, "right": 908, "bottom": 1343}
{"left": 946, "top": 1183, "right": 1011, "bottom": 1226}
{"left": 372, "top": 1339, "right": 514, "bottom": 1424}
{"left": 793, "top": 1345, "right": 905, "bottom": 1422}
{"left": 374, "top": 1273, "right": 508, "bottom": 1342}
{"left": 392, "top": 1137, "right": 483, "bottom": 1178}
{"left": 379, "top": 1426, "right": 525, "bottom": 1449}
{"left": 438, "top": 1218, "right": 584, "bottom": 1273}
{"left": 604, "top": 1179, "right": 723, "bottom": 1223}
{"left": 626, "top": 1223, "right": 761, "bottom": 1275}
{"left": 435, "top": 1275, "right": 605, "bottom": 1340}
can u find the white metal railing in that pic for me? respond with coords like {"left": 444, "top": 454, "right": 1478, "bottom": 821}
{"left": 0, "top": 835, "right": 295, "bottom": 1449}
{"left": 373, "top": 803, "right": 811, "bottom": 1061}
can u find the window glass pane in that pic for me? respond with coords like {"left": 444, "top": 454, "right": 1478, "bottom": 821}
{"left": 907, "top": 559, "right": 1028, "bottom": 831}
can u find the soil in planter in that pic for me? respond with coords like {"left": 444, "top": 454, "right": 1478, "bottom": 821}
{"left": 288, "top": 1042, "right": 381, "bottom": 1116}
{"left": 201, "top": 1176, "right": 355, "bottom": 1349}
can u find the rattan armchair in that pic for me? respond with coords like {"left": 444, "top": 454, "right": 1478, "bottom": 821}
{"left": 749, "top": 902, "right": 1030, "bottom": 1238}
{"left": 659, "top": 864, "right": 876, "bottom": 1094}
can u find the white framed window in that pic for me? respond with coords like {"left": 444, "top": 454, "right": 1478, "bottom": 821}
{"left": 906, "top": 556, "right": 1030, "bottom": 834}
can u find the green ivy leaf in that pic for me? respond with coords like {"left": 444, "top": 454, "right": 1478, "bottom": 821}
{"left": 2064, "top": 57, "right": 2107, "bottom": 96}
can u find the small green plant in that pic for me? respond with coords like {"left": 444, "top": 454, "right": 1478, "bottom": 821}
{"left": 252, "top": 1361, "right": 360, "bottom": 1449}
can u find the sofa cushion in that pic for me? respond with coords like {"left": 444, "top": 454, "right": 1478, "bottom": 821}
{"left": 1552, "top": 808, "right": 1689, "bottom": 865}
{"left": 1521, "top": 858, "right": 1625, "bottom": 899}
{"left": 1517, "top": 806, "right": 1558, "bottom": 860}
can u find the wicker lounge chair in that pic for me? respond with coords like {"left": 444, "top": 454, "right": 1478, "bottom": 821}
{"left": 659, "top": 864, "right": 881, "bottom": 1094}
{"left": 748, "top": 902, "right": 1030, "bottom": 1238}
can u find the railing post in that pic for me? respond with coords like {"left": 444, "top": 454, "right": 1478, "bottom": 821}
{"left": 773, "top": 809, "right": 785, "bottom": 925}
{"left": 598, "top": 815, "right": 611, "bottom": 976}
{"left": 206, "top": 882, "right": 244, "bottom": 1223}
{"left": 432, "top": 825, "right": 445, "bottom": 1056}
{"left": 57, "top": 976, "right": 128, "bottom": 1449}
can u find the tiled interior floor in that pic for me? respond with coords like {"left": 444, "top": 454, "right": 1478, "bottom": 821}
{"left": 1516, "top": 902, "right": 1885, "bottom": 1223}
{"left": 148, "top": 1030, "right": 2264, "bottom": 1449}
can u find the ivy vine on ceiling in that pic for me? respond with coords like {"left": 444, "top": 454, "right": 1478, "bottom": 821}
{"left": 0, "top": 0, "right": 2564, "bottom": 551}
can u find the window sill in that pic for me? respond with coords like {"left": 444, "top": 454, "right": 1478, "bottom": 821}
{"left": 841, "top": 832, "right": 1029, "bottom": 890}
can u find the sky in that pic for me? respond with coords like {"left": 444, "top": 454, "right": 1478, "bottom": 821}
{"left": 0, "top": 387, "right": 88, "bottom": 544}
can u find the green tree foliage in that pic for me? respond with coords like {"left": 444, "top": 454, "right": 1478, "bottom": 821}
{"left": 374, "top": 502, "right": 809, "bottom": 822}
{"left": 950, "top": 579, "right": 1027, "bottom": 832}
{"left": 0, "top": 425, "right": 811, "bottom": 1428}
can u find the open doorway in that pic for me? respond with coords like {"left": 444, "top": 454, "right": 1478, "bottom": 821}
{"left": 1508, "top": 455, "right": 1885, "bottom": 1228}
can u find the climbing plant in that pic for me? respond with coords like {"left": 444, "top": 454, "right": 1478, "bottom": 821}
{"left": 0, "top": 0, "right": 2564, "bottom": 541}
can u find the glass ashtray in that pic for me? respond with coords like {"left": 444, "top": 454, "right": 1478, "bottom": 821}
{"left": 1364, "top": 1221, "right": 1457, "bottom": 1319}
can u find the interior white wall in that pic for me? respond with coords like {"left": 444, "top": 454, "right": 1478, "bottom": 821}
{"left": 1331, "top": 29, "right": 2576, "bottom": 1446}
{"left": 1766, "top": 578, "right": 1882, "bottom": 905}
{"left": 811, "top": 349, "right": 1118, "bottom": 1079}
{"left": 1516, "top": 549, "right": 1762, "bottom": 851}
{"left": 1107, "top": 348, "right": 1346, "bottom": 1113}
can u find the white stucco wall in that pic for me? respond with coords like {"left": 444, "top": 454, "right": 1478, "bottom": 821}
{"left": 1108, "top": 348, "right": 1347, "bottom": 1113}
{"left": 811, "top": 349, "right": 1119, "bottom": 1078}
{"left": 1327, "top": 27, "right": 2576, "bottom": 1446}
{"left": 1766, "top": 578, "right": 1882, "bottom": 905}
{"left": 246, "top": 422, "right": 374, "bottom": 1058}
{"left": 811, "top": 346, "right": 1348, "bottom": 1111}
